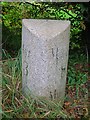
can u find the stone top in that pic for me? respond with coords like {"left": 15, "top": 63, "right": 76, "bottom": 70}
{"left": 22, "top": 19, "right": 70, "bottom": 40}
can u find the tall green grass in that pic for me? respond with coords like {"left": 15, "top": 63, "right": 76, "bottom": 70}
{"left": 2, "top": 49, "right": 70, "bottom": 119}
{"left": 2, "top": 49, "right": 88, "bottom": 118}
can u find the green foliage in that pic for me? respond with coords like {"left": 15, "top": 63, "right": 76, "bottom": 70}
{"left": 2, "top": 2, "right": 23, "bottom": 30}
{"left": 2, "top": 2, "right": 85, "bottom": 54}
{"left": 68, "top": 67, "right": 87, "bottom": 86}
{"left": 2, "top": 2, "right": 23, "bottom": 55}
{"left": 32, "top": 3, "right": 84, "bottom": 50}
{"left": 67, "top": 53, "right": 88, "bottom": 97}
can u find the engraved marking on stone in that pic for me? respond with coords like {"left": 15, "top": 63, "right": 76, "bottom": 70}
{"left": 50, "top": 91, "right": 53, "bottom": 100}
{"left": 61, "top": 67, "right": 65, "bottom": 71}
{"left": 28, "top": 50, "right": 31, "bottom": 57}
{"left": 25, "top": 62, "right": 28, "bottom": 76}
{"left": 23, "top": 44, "right": 24, "bottom": 50}
{"left": 61, "top": 67, "right": 65, "bottom": 78}
{"left": 52, "top": 48, "right": 54, "bottom": 57}
{"left": 54, "top": 89, "right": 57, "bottom": 99}
{"left": 26, "top": 65, "right": 28, "bottom": 76}
{"left": 56, "top": 48, "right": 58, "bottom": 65}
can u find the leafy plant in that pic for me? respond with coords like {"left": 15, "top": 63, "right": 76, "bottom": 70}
{"left": 2, "top": 2, "right": 86, "bottom": 54}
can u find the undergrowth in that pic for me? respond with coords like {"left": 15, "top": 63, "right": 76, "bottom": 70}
{"left": 2, "top": 49, "right": 88, "bottom": 119}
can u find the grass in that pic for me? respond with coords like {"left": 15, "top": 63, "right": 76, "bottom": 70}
{"left": 2, "top": 49, "right": 88, "bottom": 119}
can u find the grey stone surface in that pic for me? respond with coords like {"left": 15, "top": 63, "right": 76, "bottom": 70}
{"left": 22, "top": 19, "right": 70, "bottom": 101}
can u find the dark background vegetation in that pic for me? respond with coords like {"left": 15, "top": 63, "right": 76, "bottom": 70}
{"left": 2, "top": 2, "right": 90, "bottom": 57}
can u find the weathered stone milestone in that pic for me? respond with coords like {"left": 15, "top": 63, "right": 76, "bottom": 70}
{"left": 22, "top": 19, "right": 70, "bottom": 101}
